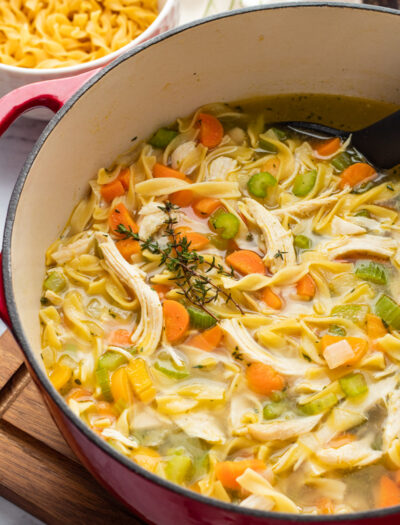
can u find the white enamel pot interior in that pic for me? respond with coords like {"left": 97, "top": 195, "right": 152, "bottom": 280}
{"left": 3, "top": 3, "right": 400, "bottom": 523}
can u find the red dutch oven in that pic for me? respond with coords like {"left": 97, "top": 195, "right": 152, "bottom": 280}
{"left": 1, "top": 3, "right": 400, "bottom": 524}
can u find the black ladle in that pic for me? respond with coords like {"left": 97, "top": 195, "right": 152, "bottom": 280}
{"left": 280, "top": 109, "right": 400, "bottom": 169}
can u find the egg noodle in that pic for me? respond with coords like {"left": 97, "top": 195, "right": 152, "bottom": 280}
{"left": 0, "top": 0, "right": 158, "bottom": 68}
{"left": 40, "top": 101, "right": 400, "bottom": 514}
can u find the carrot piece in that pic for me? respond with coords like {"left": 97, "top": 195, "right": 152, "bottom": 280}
{"left": 169, "top": 190, "right": 194, "bottom": 207}
{"left": 111, "top": 366, "right": 133, "bottom": 405}
{"left": 152, "top": 284, "right": 171, "bottom": 300}
{"left": 395, "top": 471, "right": 400, "bottom": 486}
{"left": 188, "top": 325, "right": 223, "bottom": 351}
{"left": 100, "top": 179, "right": 125, "bottom": 203}
{"left": 262, "top": 157, "right": 280, "bottom": 176}
{"left": 215, "top": 459, "right": 265, "bottom": 490}
{"left": 197, "top": 113, "right": 224, "bottom": 148}
{"left": 109, "top": 329, "right": 132, "bottom": 346}
{"left": 314, "top": 137, "right": 341, "bottom": 157}
{"left": 109, "top": 203, "right": 138, "bottom": 239}
{"left": 226, "top": 250, "right": 265, "bottom": 275}
{"left": 378, "top": 476, "right": 400, "bottom": 508}
{"left": 316, "top": 497, "right": 335, "bottom": 515}
{"left": 320, "top": 335, "right": 368, "bottom": 365}
{"left": 153, "top": 163, "right": 188, "bottom": 181}
{"left": 367, "top": 313, "right": 387, "bottom": 340}
{"left": 175, "top": 227, "right": 209, "bottom": 251}
{"left": 66, "top": 388, "right": 93, "bottom": 402}
{"left": 339, "top": 162, "right": 376, "bottom": 190}
{"left": 193, "top": 197, "right": 221, "bottom": 218}
{"left": 296, "top": 273, "right": 316, "bottom": 300}
{"left": 116, "top": 238, "right": 140, "bottom": 261}
{"left": 327, "top": 432, "right": 356, "bottom": 449}
{"left": 96, "top": 401, "right": 117, "bottom": 419}
{"left": 50, "top": 364, "right": 72, "bottom": 390}
{"left": 163, "top": 300, "right": 190, "bottom": 343}
{"left": 262, "top": 287, "right": 283, "bottom": 310}
{"left": 127, "top": 358, "right": 156, "bottom": 403}
{"left": 132, "top": 446, "right": 161, "bottom": 474}
{"left": 246, "top": 362, "right": 285, "bottom": 396}
{"left": 118, "top": 168, "right": 131, "bottom": 190}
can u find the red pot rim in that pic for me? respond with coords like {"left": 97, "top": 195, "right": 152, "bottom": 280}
{"left": 3, "top": 3, "right": 400, "bottom": 522}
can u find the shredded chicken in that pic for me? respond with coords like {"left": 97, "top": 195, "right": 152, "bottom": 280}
{"left": 272, "top": 192, "right": 342, "bottom": 218}
{"left": 208, "top": 156, "right": 237, "bottom": 180}
{"left": 316, "top": 441, "right": 382, "bottom": 468}
{"left": 171, "top": 141, "right": 197, "bottom": 171}
{"left": 321, "top": 234, "right": 397, "bottom": 260}
{"left": 249, "top": 415, "right": 322, "bottom": 442}
{"left": 51, "top": 233, "right": 94, "bottom": 265}
{"left": 96, "top": 233, "right": 162, "bottom": 354}
{"left": 244, "top": 197, "right": 296, "bottom": 272}
{"left": 137, "top": 202, "right": 167, "bottom": 240}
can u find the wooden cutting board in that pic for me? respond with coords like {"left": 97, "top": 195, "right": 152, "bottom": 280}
{"left": 0, "top": 329, "right": 143, "bottom": 525}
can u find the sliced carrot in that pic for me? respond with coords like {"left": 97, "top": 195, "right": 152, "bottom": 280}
{"left": 152, "top": 284, "right": 171, "bottom": 301}
{"left": 378, "top": 475, "right": 400, "bottom": 508}
{"left": 296, "top": 273, "right": 316, "bottom": 300}
{"left": 169, "top": 190, "right": 194, "bottom": 208}
{"left": 327, "top": 432, "right": 356, "bottom": 449}
{"left": 262, "top": 156, "right": 280, "bottom": 176}
{"left": 96, "top": 401, "right": 117, "bottom": 419}
{"left": 339, "top": 162, "right": 376, "bottom": 190}
{"left": 262, "top": 287, "right": 283, "bottom": 310}
{"left": 66, "top": 388, "right": 93, "bottom": 402}
{"left": 215, "top": 459, "right": 265, "bottom": 490}
{"left": 175, "top": 227, "right": 209, "bottom": 251}
{"left": 109, "top": 329, "right": 132, "bottom": 347}
{"left": 193, "top": 197, "right": 221, "bottom": 218}
{"left": 188, "top": 325, "right": 223, "bottom": 351}
{"left": 226, "top": 250, "right": 265, "bottom": 275}
{"left": 118, "top": 168, "right": 131, "bottom": 190}
{"left": 163, "top": 300, "right": 190, "bottom": 343}
{"left": 395, "top": 471, "right": 400, "bottom": 486}
{"left": 197, "top": 113, "right": 224, "bottom": 148}
{"left": 246, "top": 362, "right": 285, "bottom": 396}
{"left": 320, "top": 335, "right": 368, "bottom": 365}
{"left": 109, "top": 203, "right": 138, "bottom": 239}
{"left": 153, "top": 163, "right": 188, "bottom": 181}
{"left": 316, "top": 497, "right": 335, "bottom": 515}
{"left": 367, "top": 313, "right": 387, "bottom": 340}
{"left": 116, "top": 238, "right": 140, "bottom": 261}
{"left": 314, "top": 137, "right": 341, "bottom": 157}
{"left": 132, "top": 447, "right": 161, "bottom": 474}
{"left": 111, "top": 366, "right": 133, "bottom": 405}
{"left": 100, "top": 179, "right": 125, "bottom": 203}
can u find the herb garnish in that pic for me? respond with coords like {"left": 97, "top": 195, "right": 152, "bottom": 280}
{"left": 274, "top": 250, "right": 287, "bottom": 260}
{"left": 116, "top": 201, "right": 244, "bottom": 320}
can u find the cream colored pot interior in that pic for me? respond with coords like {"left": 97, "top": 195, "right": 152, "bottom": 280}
{"left": 9, "top": 4, "right": 400, "bottom": 367}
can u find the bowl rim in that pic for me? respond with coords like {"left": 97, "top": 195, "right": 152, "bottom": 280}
{"left": 0, "top": 0, "right": 177, "bottom": 77}
{"left": 4, "top": 2, "right": 400, "bottom": 522}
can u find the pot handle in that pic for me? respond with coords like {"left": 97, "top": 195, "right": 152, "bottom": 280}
{"left": 0, "top": 67, "right": 101, "bottom": 328}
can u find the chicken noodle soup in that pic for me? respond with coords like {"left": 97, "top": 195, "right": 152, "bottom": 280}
{"left": 41, "top": 97, "right": 400, "bottom": 514}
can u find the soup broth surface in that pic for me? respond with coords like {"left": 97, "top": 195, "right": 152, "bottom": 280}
{"left": 40, "top": 94, "right": 400, "bottom": 515}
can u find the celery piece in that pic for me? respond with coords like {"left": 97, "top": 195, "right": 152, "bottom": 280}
{"left": 294, "top": 235, "right": 312, "bottom": 250}
{"left": 263, "top": 402, "right": 285, "bottom": 420}
{"left": 302, "top": 393, "right": 338, "bottom": 415}
{"left": 375, "top": 295, "right": 400, "bottom": 330}
{"left": 98, "top": 351, "right": 127, "bottom": 371}
{"left": 339, "top": 373, "right": 368, "bottom": 398}
{"left": 355, "top": 261, "right": 387, "bottom": 285}
{"left": 271, "top": 127, "right": 287, "bottom": 141}
{"left": 328, "top": 324, "right": 346, "bottom": 337}
{"left": 208, "top": 234, "right": 229, "bottom": 251}
{"left": 149, "top": 128, "right": 178, "bottom": 149}
{"left": 259, "top": 137, "right": 278, "bottom": 153}
{"left": 331, "top": 152, "right": 352, "bottom": 172}
{"left": 187, "top": 306, "right": 217, "bottom": 329}
{"left": 354, "top": 209, "right": 370, "bottom": 218}
{"left": 211, "top": 211, "right": 240, "bottom": 239}
{"left": 191, "top": 452, "right": 209, "bottom": 481}
{"left": 247, "top": 172, "right": 277, "bottom": 198}
{"left": 292, "top": 170, "right": 317, "bottom": 197}
{"left": 165, "top": 449, "right": 192, "bottom": 484}
{"left": 154, "top": 358, "right": 189, "bottom": 380}
{"left": 96, "top": 368, "right": 113, "bottom": 401}
{"left": 44, "top": 272, "right": 67, "bottom": 293}
{"left": 331, "top": 304, "right": 369, "bottom": 325}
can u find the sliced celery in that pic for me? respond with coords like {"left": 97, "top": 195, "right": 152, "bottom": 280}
{"left": 98, "top": 351, "right": 127, "bottom": 371}
{"left": 294, "top": 235, "right": 312, "bottom": 250}
{"left": 96, "top": 368, "right": 113, "bottom": 401}
{"left": 339, "top": 373, "right": 368, "bottom": 398}
{"left": 302, "top": 392, "right": 338, "bottom": 415}
{"left": 208, "top": 234, "right": 229, "bottom": 251}
{"left": 271, "top": 127, "right": 287, "bottom": 141}
{"left": 354, "top": 209, "right": 370, "bottom": 218}
{"left": 355, "top": 261, "right": 387, "bottom": 285}
{"left": 149, "top": 128, "right": 178, "bottom": 149}
{"left": 187, "top": 306, "right": 217, "bottom": 329}
{"left": 263, "top": 402, "right": 285, "bottom": 420}
{"left": 154, "top": 358, "right": 189, "bottom": 380}
{"left": 328, "top": 324, "right": 346, "bottom": 337}
{"left": 259, "top": 137, "right": 278, "bottom": 153}
{"left": 211, "top": 211, "right": 240, "bottom": 239}
{"left": 165, "top": 449, "right": 192, "bottom": 484}
{"left": 247, "top": 172, "right": 277, "bottom": 198}
{"left": 331, "top": 304, "right": 369, "bottom": 325}
{"left": 292, "top": 170, "right": 317, "bottom": 197}
{"left": 44, "top": 272, "right": 67, "bottom": 293}
{"left": 375, "top": 295, "right": 400, "bottom": 330}
{"left": 331, "top": 152, "right": 352, "bottom": 172}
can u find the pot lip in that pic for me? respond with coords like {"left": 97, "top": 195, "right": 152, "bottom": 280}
{"left": 4, "top": 2, "right": 400, "bottom": 522}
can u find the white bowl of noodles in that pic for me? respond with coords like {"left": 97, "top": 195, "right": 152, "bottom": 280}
{"left": 0, "top": 0, "right": 179, "bottom": 115}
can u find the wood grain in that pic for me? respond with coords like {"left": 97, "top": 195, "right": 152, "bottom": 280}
{"left": 0, "top": 329, "right": 142, "bottom": 525}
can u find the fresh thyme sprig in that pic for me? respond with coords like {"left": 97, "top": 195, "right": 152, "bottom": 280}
{"left": 116, "top": 201, "right": 244, "bottom": 319}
